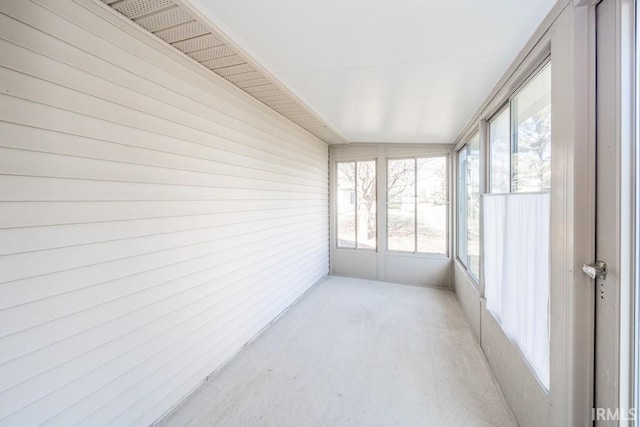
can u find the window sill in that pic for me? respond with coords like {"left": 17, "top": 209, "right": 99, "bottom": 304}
{"left": 386, "top": 251, "right": 450, "bottom": 260}
{"left": 334, "top": 247, "right": 377, "bottom": 253}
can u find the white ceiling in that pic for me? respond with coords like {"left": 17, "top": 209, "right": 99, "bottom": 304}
{"left": 185, "top": 0, "right": 558, "bottom": 144}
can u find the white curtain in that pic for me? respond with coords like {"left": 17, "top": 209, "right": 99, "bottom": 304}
{"left": 483, "top": 193, "right": 550, "bottom": 390}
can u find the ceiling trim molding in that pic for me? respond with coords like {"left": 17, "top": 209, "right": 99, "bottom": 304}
{"left": 174, "top": 0, "right": 347, "bottom": 144}
{"left": 86, "top": 0, "right": 347, "bottom": 144}
{"left": 69, "top": 0, "right": 321, "bottom": 144}
{"left": 453, "top": 0, "right": 571, "bottom": 151}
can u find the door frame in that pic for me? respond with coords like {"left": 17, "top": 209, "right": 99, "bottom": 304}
{"left": 590, "top": 0, "right": 638, "bottom": 422}
{"left": 618, "top": 0, "right": 637, "bottom": 420}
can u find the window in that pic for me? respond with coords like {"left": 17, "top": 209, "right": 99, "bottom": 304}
{"left": 490, "top": 62, "right": 551, "bottom": 193}
{"left": 481, "top": 61, "right": 552, "bottom": 388}
{"left": 417, "top": 157, "right": 448, "bottom": 253}
{"left": 490, "top": 107, "right": 510, "bottom": 194}
{"left": 387, "top": 159, "right": 415, "bottom": 251}
{"left": 336, "top": 160, "right": 376, "bottom": 249}
{"left": 513, "top": 63, "right": 551, "bottom": 192}
{"left": 387, "top": 156, "right": 448, "bottom": 254}
{"left": 457, "top": 134, "right": 480, "bottom": 278}
{"left": 457, "top": 149, "right": 468, "bottom": 266}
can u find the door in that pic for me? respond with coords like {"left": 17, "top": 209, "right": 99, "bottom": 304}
{"left": 594, "top": 0, "right": 621, "bottom": 423}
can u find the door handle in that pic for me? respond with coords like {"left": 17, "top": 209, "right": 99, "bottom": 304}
{"left": 582, "top": 260, "right": 607, "bottom": 280}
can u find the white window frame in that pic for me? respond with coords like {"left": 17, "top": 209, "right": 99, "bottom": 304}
{"left": 456, "top": 133, "right": 480, "bottom": 281}
{"left": 335, "top": 159, "right": 378, "bottom": 251}
{"left": 488, "top": 59, "right": 552, "bottom": 195}
{"left": 385, "top": 154, "right": 450, "bottom": 256}
{"left": 488, "top": 103, "right": 511, "bottom": 195}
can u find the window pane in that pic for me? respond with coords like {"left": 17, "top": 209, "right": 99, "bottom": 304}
{"left": 336, "top": 162, "right": 356, "bottom": 248}
{"left": 457, "top": 149, "right": 468, "bottom": 265}
{"left": 417, "top": 156, "right": 447, "bottom": 254}
{"left": 388, "top": 158, "right": 415, "bottom": 252}
{"left": 513, "top": 63, "right": 551, "bottom": 192}
{"left": 490, "top": 107, "right": 510, "bottom": 193}
{"left": 467, "top": 135, "right": 481, "bottom": 278}
{"left": 356, "top": 160, "right": 377, "bottom": 249}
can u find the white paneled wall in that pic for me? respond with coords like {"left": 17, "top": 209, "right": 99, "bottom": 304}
{"left": 0, "top": 0, "right": 329, "bottom": 425}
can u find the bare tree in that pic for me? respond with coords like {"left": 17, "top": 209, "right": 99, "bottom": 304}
{"left": 514, "top": 105, "right": 551, "bottom": 191}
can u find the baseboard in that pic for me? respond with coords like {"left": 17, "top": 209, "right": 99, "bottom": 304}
{"left": 151, "top": 273, "right": 328, "bottom": 426}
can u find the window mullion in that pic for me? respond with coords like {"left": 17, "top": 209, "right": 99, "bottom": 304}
{"left": 354, "top": 162, "right": 358, "bottom": 248}
{"left": 510, "top": 99, "right": 516, "bottom": 193}
{"left": 414, "top": 157, "right": 418, "bottom": 254}
{"left": 466, "top": 148, "right": 471, "bottom": 267}
{"left": 510, "top": 102, "right": 513, "bottom": 193}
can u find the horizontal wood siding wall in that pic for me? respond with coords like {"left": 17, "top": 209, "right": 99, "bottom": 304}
{"left": 0, "top": 1, "right": 329, "bottom": 425}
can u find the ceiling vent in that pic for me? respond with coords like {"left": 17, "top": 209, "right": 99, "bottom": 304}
{"left": 101, "top": 0, "right": 346, "bottom": 144}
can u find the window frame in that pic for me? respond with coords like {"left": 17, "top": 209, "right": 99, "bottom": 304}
{"left": 488, "top": 103, "right": 511, "bottom": 195}
{"left": 456, "top": 146, "right": 469, "bottom": 272}
{"left": 456, "top": 133, "right": 481, "bottom": 280}
{"left": 488, "top": 59, "right": 552, "bottom": 195}
{"left": 385, "top": 154, "right": 450, "bottom": 257}
{"left": 335, "top": 159, "right": 378, "bottom": 251}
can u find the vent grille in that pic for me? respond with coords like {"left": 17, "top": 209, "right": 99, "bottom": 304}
{"left": 134, "top": 6, "right": 192, "bottom": 32}
{"left": 199, "top": 55, "right": 245, "bottom": 70}
{"left": 194, "top": 46, "right": 235, "bottom": 63}
{"left": 101, "top": 0, "right": 345, "bottom": 144}
{"left": 172, "top": 34, "right": 223, "bottom": 52}
{"left": 154, "top": 20, "right": 209, "bottom": 43}
{"left": 113, "top": 0, "right": 173, "bottom": 19}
